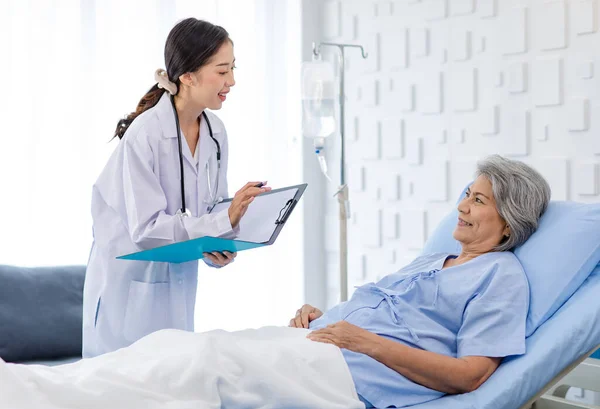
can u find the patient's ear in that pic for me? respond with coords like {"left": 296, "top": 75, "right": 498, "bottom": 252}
{"left": 503, "top": 225, "right": 510, "bottom": 238}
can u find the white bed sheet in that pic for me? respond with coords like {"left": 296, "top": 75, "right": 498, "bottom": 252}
{"left": 0, "top": 327, "right": 363, "bottom": 409}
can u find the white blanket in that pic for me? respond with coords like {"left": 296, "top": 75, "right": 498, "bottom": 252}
{"left": 0, "top": 327, "right": 364, "bottom": 409}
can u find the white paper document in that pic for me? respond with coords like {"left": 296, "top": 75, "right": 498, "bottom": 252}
{"left": 211, "top": 187, "right": 299, "bottom": 243}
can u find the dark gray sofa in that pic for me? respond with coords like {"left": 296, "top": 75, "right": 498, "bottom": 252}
{"left": 0, "top": 264, "right": 85, "bottom": 365}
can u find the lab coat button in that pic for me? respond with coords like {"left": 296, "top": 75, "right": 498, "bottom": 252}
{"left": 178, "top": 279, "right": 183, "bottom": 285}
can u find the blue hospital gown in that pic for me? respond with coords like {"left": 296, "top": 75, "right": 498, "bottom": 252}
{"left": 309, "top": 252, "right": 529, "bottom": 408}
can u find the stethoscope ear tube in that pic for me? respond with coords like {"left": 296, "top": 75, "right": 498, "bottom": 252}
{"left": 170, "top": 95, "right": 187, "bottom": 215}
{"left": 169, "top": 95, "right": 222, "bottom": 217}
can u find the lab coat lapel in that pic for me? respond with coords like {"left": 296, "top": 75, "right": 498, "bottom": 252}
{"left": 155, "top": 94, "right": 199, "bottom": 176}
{"left": 180, "top": 134, "right": 197, "bottom": 175}
{"left": 197, "top": 115, "right": 213, "bottom": 177}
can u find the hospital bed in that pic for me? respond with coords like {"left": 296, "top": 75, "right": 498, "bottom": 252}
{"left": 5, "top": 200, "right": 600, "bottom": 409}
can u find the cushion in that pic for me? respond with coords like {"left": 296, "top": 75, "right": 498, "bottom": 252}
{"left": 421, "top": 186, "right": 600, "bottom": 337}
{"left": 0, "top": 265, "right": 85, "bottom": 362}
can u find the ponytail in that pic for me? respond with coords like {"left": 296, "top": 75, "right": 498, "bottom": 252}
{"left": 113, "top": 84, "right": 166, "bottom": 139}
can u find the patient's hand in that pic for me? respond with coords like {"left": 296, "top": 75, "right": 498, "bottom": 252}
{"left": 307, "top": 321, "right": 375, "bottom": 354}
{"left": 289, "top": 304, "right": 323, "bottom": 329}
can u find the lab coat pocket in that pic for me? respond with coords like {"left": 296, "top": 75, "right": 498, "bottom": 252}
{"left": 123, "top": 280, "right": 171, "bottom": 342}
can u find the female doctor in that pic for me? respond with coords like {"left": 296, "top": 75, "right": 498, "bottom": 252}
{"left": 82, "top": 18, "right": 269, "bottom": 357}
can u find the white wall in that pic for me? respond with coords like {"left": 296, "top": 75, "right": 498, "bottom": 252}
{"left": 316, "top": 0, "right": 600, "bottom": 307}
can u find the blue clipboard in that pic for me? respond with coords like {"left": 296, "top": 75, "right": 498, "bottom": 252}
{"left": 117, "top": 183, "right": 307, "bottom": 263}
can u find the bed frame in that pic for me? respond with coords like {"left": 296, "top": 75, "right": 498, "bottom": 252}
{"left": 521, "top": 346, "right": 600, "bottom": 409}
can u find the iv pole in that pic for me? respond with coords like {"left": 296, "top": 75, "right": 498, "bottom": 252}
{"left": 312, "top": 41, "right": 368, "bottom": 302}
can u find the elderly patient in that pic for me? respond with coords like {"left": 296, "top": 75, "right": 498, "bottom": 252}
{"left": 291, "top": 154, "right": 551, "bottom": 408}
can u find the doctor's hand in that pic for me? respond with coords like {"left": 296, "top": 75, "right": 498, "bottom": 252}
{"left": 228, "top": 181, "right": 271, "bottom": 228}
{"left": 203, "top": 251, "right": 237, "bottom": 267}
{"left": 307, "top": 321, "right": 376, "bottom": 354}
{"left": 289, "top": 304, "right": 323, "bottom": 329}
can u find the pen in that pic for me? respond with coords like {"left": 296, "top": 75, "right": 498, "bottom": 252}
{"left": 255, "top": 182, "right": 264, "bottom": 188}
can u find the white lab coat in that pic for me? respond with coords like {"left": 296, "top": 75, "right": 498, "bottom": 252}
{"left": 83, "top": 93, "right": 234, "bottom": 357}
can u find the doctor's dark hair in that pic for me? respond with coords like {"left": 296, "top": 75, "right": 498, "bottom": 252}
{"left": 113, "top": 18, "right": 231, "bottom": 139}
{"left": 475, "top": 155, "right": 551, "bottom": 252}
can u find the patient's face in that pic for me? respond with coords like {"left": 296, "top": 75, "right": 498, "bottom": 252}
{"left": 453, "top": 176, "right": 509, "bottom": 253}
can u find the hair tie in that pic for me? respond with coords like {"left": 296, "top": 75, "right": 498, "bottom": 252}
{"left": 154, "top": 69, "right": 178, "bottom": 95}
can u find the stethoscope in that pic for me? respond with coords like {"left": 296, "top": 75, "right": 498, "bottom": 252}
{"left": 170, "top": 95, "right": 222, "bottom": 216}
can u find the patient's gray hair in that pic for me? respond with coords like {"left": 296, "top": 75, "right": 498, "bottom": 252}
{"left": 475, "top": 155, "right": 551, "bottom": 251}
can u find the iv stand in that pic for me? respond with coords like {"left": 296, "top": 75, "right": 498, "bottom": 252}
{"left": 312, "top": 41, "right": 368, "bottom": 302}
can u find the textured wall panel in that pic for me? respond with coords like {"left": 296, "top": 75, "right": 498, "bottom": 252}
{"left": 383, "top": 210, "right": 400, "bottom": 239}
{"left": 348, "top": 165, "right": 366, "bottom": 192}
{"left": 450, "top": 0, "right": 475, "bottom": 16}
{"left": 503, "top": 7, "right": 528, "bottom": 55}
{"left": 533, "top": 58, "right": 563, "bottom": 106}
{"left": 376, "top": 2, "right": 394, "bottom": 17}
{"left": 452, "top": 128, "right": 466, "bottom": 144}
{"left": 425, "top": 0, "right": 448, "bottom": 20}
{"left": 400, "top": 209, "right": 427, "bottom": 250}
{"left": 383, "top": 173, "right": 402, "bottom": 201}
{"left": 323, "top": 1, "right": 341, "bottom": 39}
{"left": 371, "top": 33, "right": 383, "bottom": 72}
{"left": 451, "top": 68, "right": 477, "bottom": 111}
{"left": 361, "top": 208, "right": 383, "bottom": 248}
{"left": 438, "top": 129, "right": 448, "bottom": 144}
{"left": 575, "top": 0, "right": 597, "bottom": 35}
{"left": 481, "top": 105, "right": 500, "bottom": 135}
{"left": 479, "top": 0, "right": 496, "bottom": 18}
{"left": 532, "top": 111, "right": 551, "bottom": 141}
{"left": 508, "top": 62, "right": 528, "bottom": 93}
{"left": 359, "top": 79, "right": 380, "bottom": 106}
{"left": 359, "top": 118, "right": 382, "bottom": 159}
{"left": 499, "top": 110, "right": 530, "bottom": 157}
{"left": 381, "top": 118, "right": 405, "bottom": 159}
{"left": 495, "top": 71, "right": 504, "bottom": 87}
{"left": 382, "top": 27, "right": 409, "bottom": 70}
{"left": 361, "top": 248, "right": 394, "bottom": 282}
{"left": 577, "top": 61, "right": 594, "bottom": 80}
{"left": 540, "top": 1, "right": 567, "bottom": 50}
{"left": 451, "top": 29, "right": 472, "bottom": 61}
{"left": 568, "top": 98, "right": 590, "bottom": 131}
{"left": 406, "top": 137, "right": 424, "bottom": 165}
{"left": 420, "top": 71, "right": 444, "bottom": 113}
{"left": 575, "top": 162, "right": 599, "bottom": 196}
{"left": 352, "top": 116, "right": 360, "bottom": 142}
{"left": 323, "top": 0, "right": 600, "bottom": 304}
{"left": 577, "top": 61, "right": 594, "bottom": 79}
{"left": 412, "top": 27, "right": 430, "bottom": 58}
{"left": 476, "top": 36, "right": 486, "bottom": 53}
{"left": 535, "top": 158, "right": 570, "bottom": 200}
{"left": 425, "top": 160, "right": 450, "bottom": 201}
{"left": 453, "top": 161, "right": 477, "bottom": 189}
{"left": 390, "top": 76, "right": 416, "bottom": 111}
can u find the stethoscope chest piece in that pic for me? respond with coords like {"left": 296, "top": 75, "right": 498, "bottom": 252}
{"left": 176, "top": 208, "right": 192, "bottom": 218}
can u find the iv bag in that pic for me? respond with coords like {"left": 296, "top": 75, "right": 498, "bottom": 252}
{"left": 301, "top": 60, "right": 336, "bottom": 138}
